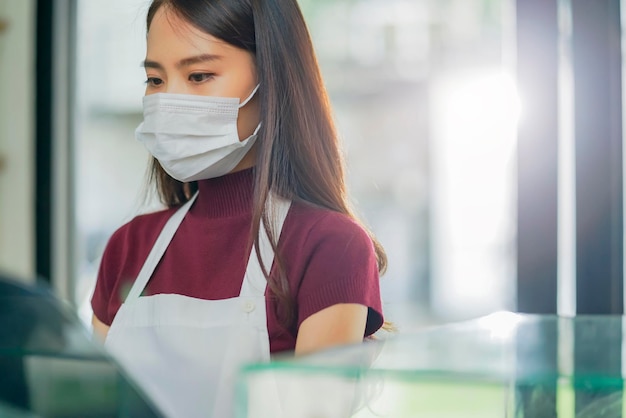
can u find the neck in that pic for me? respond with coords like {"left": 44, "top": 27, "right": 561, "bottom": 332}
{"left": 192, "top": 168, "right": 255, "bottom": 219}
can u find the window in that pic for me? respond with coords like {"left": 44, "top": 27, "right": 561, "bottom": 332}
{"left": 73, "top": 0, "right": 516, "bottom": 329}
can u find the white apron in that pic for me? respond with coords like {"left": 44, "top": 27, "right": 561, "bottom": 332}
{"left": 105, "top": 193, "right": 291, "bottom": 418}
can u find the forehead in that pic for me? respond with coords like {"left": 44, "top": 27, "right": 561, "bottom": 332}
{"left": 146, "top": 7, "right": 233, "bottom": 58}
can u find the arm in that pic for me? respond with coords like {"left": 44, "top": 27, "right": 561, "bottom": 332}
{"left": 294, "top": 303, "right": 367, "bottom": 356}
{"left": 92, "top": 314, "right": 110, "bottom": 342}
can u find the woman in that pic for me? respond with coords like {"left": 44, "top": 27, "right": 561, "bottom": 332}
{"left": 90, "top": 0, "right": 386, "bottom": 416}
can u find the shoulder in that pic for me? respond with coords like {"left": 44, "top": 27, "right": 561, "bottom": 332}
{"left": 283, "top": 200, "right": 376, "bottom": 254}
{"left": 100, "top": 207, "right": 177, "bottom": 267}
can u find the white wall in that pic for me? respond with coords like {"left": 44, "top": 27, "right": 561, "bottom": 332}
{"left": 0, "top": 0, "right": 35, "bottom": 282}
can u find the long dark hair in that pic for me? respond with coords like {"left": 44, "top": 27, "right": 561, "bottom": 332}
{"left": 146, "top": 0, "right": 387, "bottom": 328}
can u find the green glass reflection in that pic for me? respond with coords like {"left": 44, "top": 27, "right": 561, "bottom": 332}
{"left": 236, "top": 313, "right": 626, "bottom": 417}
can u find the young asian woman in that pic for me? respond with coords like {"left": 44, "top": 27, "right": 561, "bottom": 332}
{"left": 90, "top": 0, "right": 388, "bottom": 416}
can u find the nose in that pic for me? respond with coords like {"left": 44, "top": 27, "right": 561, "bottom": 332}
{"left": 164, "top": 77, "right": 191, "bottom": 95}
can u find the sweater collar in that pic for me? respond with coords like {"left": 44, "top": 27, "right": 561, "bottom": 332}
{"left": 192, "top": 168, "right": 254, "bottom": 218}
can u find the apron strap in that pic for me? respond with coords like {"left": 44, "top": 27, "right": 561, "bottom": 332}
{"left": 125, "top": 193, "right": 198, "bottom": 302}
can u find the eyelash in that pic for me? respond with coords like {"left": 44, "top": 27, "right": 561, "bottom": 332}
{"left": 144, "top": 73, "right": 215, "bottom": 87}
{"left": 145, "top": 77, "right": 163, "bottom": 87}
{"left": 189, "top": 73, "right": 215, "bottom": 83}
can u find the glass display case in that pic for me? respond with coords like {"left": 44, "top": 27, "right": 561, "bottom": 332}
{"left": 0, "top": 278, "right": 163, "bottom": 417}
{"left": 5, "top": 277, "right": 623, "bottom": 418}
{"left": 236, "top": 312, "right": 625, "bottom": 417}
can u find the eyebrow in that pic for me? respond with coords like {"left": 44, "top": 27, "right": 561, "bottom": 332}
{"left": 142, "top": 53, "right": 223, "bottom": 70}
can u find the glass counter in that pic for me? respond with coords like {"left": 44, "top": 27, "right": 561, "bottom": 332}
{"left": 236, "top": 312, "right": 625, "bottom": 417}
{"left": 0, "top": 279, "right": 163, "bottom": 417}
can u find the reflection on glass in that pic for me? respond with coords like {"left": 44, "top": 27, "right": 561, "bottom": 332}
{"left": 237, "top": 313, "right": 625, "bottom": 417}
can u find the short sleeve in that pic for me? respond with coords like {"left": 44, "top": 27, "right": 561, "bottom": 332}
{"left": 90, "top": 209, "right": 171, "bottom": 326}
{"left": 294, "top": 213, "right": 384, "bottom": 336}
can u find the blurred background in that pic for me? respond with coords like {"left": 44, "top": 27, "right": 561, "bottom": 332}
{"left": 0, "top": 0, "right": 622, "bottom": 331}
{"left": 76, "top": 0, "right": 518, "bottom": 329}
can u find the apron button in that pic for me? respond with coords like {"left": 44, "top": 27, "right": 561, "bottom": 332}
{"left": 243, "top": 301, "right": 255, "bottom": 313}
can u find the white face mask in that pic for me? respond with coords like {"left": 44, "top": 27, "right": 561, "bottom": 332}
{"left": 135, "top": 85, "right": 260, "bottom": 182}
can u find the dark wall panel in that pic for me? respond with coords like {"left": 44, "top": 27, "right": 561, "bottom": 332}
{"left": 572, "top": 0, "right": 623, "bottom": 316}
{"left": 516, "top": 0, "right": 560, "bottom": 315}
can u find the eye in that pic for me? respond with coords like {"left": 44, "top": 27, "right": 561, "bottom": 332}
{"left": 189, "top": 73, "right": 214, "bottom": 83}
{"left": 145, "top": 77, "right": 163, "bottom": 87}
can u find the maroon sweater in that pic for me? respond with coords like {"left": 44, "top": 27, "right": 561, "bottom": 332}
{"left": 91, "top": 168, "right": 384, "bottom": 353}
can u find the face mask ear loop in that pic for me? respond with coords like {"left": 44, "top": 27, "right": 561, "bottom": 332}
{"left": 238, "top": 84, "right": 261, "bottom": 108}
